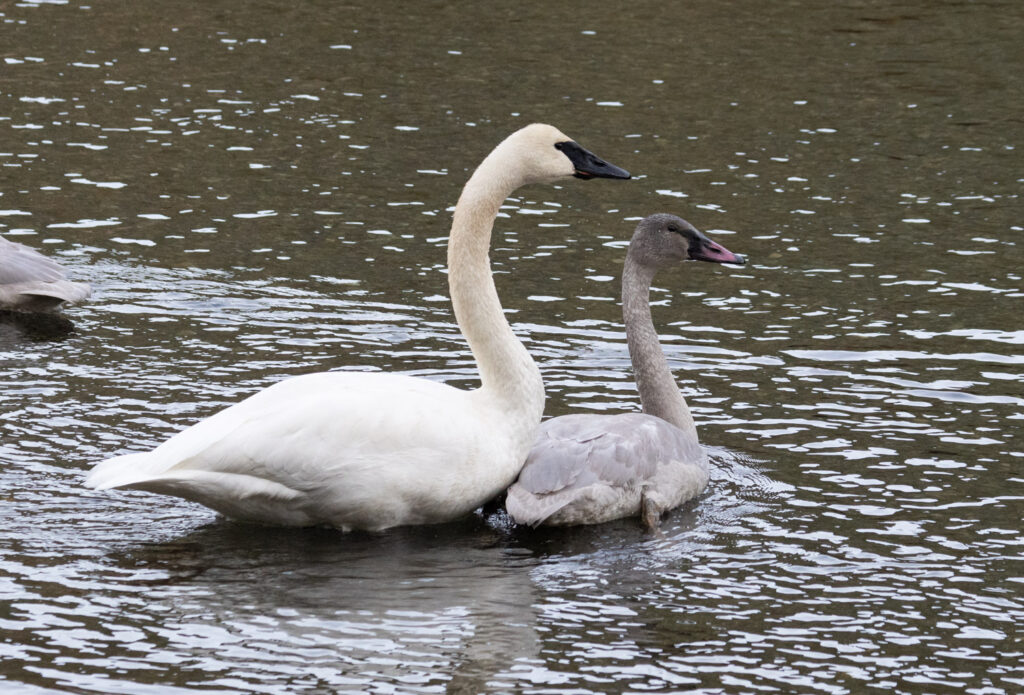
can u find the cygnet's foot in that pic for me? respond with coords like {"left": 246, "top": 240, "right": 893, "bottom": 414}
{"left": 641, "top": 493, "right": 664, "bottom": 532}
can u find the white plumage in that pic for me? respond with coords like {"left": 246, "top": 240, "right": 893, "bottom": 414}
{"left": 86, "top": 123, "right": 630, "bottom": 531}
{"left": 90, "top": 373, "right": 512, "bottom": 528}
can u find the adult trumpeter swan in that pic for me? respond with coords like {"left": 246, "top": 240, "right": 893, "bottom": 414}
{"left": 505, "top": 214, "right": 745, "bottom": 530}
{"left": 86, "top": 123, "right": 630, "bottom": 531}
{"left": 0, "top": 235, "right": 91, "bottom": 312}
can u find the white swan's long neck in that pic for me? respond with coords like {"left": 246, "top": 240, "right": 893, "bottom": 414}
{"left": 621, "top": 255, "right": 699, "bottom": 440}
{"left": 447, "top": 147, "right": 544, "bottom": 426}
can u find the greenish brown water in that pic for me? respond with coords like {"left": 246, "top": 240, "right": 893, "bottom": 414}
{"left": 2, "top": 1, "right": 1022, "bottom": 693}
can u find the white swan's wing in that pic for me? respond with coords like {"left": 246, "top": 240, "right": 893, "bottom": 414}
{"left": 87, "top": 372, "right": 510, "bottom": 530}
{"left": 506, "top": 412, "right": 706, "bottom": 526}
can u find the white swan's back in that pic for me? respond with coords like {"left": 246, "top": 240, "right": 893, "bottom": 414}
{"left": 85, "top": 124, "right": 630, "bottom": 531}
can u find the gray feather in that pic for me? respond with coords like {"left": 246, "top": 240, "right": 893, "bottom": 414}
{"left": 507, "top": 413, "right": 707, "bottom": 527}
{"left": 0, "top": 236, "right": 91, "bottom": 311}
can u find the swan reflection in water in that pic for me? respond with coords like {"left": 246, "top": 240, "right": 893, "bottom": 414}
{"left": 0, "top": 310, "right": 78, "bottom": 343}
{"left": 101, "top": 518, "right": 541, "bottom": 690}
{"left": 75, "top": 446, "right": 774, "bottom": 690}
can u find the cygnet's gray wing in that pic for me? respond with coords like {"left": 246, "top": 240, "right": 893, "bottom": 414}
{"left": 0, "top": 236, "right": 91, "bottom": 310}
{"left": 507, "top": 412, "right": 706, "bottom": 527}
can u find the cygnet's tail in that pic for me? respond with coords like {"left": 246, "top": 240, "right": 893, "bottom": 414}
{"left": 505, "top": 483, "right": 569, "bottom": 528}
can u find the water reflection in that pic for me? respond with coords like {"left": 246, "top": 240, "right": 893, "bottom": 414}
{"left": 0, "top": 311, "right": 78, "bottom": 343}
{"left": 98, "top": 523, "right": 540, "bottom": 692}
{"left": 4, "top": 513, "right": 542, "bottom": 692}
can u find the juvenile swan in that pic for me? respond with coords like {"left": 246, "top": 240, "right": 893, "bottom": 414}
{"left": 505, "top": 214, "right": 745, "bottom": 530}
{"left": 86, "top": 124, "right": 630, "bottom": 531}
{"left": 0, "top": 235, "right": 91, "bottom": 312}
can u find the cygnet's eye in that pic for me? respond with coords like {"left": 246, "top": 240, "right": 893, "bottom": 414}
{"left": 667, "top": 224, "right": 680, "bottom": 233}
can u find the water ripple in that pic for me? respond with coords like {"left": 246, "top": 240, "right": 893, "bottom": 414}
{"left": 3, "top": 0, "right": 1023, "bottom": 692}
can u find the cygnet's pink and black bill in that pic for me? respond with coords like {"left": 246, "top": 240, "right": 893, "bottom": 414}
{"left": 688, "top": 232, "right": 746, "bottom": 265}
{"left": 555, "top": 140, "right": 631, "bottom": 180}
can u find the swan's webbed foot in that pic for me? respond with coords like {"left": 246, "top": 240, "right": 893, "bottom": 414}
{"left": 640, "top": 492, "right": 664, "bottom": 533}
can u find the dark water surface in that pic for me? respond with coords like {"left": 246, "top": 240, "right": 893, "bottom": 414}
{"left": 2, "top": 1, "right": 1022, "bottom": 693}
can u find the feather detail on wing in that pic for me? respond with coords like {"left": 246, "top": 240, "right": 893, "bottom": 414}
{"left": 506, "top": 412, "right": 707, "bottom": 527}
{"left": 14, "top": 281, "right": 91, "bottom": 303}
{"left": 0, "top": 237, "right": 66, "bottom": 285}
{"left": 0, "top": 237, "right": 91, "bottom": 308}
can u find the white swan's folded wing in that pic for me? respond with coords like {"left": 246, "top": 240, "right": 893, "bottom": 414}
{"left": 86, "top": 371, "right": 500, "bottom": 529}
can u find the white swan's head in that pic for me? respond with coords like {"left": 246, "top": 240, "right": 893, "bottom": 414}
{"left": 495, "top": 123, "right": 631, "bottom": 186}
{"left": 629, "top": 213, "right": 746, "bottom": 268}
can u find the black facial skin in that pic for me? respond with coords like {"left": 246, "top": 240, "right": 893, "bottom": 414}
{"left": 555, "top": 141, "right": 631, "bottom": 180}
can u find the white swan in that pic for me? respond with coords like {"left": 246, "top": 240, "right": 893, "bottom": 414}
{"left": 0, "top": 235, "right": 91, "bottom": 312}
{"left": 86, "top": 123, "right": 630, "bottom": 531}
{"left": 505, "top": 214, "right": 745, "bottom": 530}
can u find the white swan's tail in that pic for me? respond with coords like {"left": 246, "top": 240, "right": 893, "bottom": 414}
{"left": 21, "top": 280, "right": 91, "bottom": 305}
{"left": 84, "top": 452, "right": 163, "bottom": 490}
{"left": 85, "top": 452, "right": 314, "bottom": 526}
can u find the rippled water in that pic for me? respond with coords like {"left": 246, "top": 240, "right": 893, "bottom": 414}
{"left": 2, "top": 1, "right": 1022, "bottom": 693}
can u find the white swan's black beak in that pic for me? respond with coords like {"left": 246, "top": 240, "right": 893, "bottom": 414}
{"left": 555, "top": 141, "right": 631, "bottom": 180}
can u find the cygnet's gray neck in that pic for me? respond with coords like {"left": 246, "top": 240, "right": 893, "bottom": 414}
{"left": 621, "top": 255, "right": 698, "bottom": 439}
